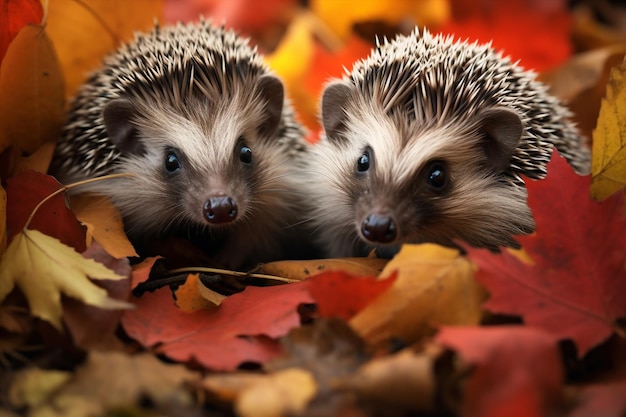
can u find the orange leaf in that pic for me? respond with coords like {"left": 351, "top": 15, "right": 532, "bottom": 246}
{"left": 69, "top": 194, "right": 138, "bottom": 259}
{"left": 175, "top": 274, "right": 226, "bottom": 311}
{"left": 0, "top": 24, "right": 64, "bottom": 155}
{"left": 46, "top": 0, "right": 163, "bottom": 99}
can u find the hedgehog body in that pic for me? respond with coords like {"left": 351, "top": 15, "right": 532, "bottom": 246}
{"left": 307, "top": 28, "right": 590, "bottom": 257}
{"left": 49, "top": 21, "right": 310, "bottom": 267}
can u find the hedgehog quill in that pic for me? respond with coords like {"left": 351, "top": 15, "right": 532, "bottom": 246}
{"left": 49, "top": 21, "right": 310, "bottom": 268}
{"left": 307, "top": 29, "right": 590, "bottom": 257}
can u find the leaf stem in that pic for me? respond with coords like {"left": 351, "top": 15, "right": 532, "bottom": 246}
{"left": 24, "top": 173, "right": 133, "bottom": 230}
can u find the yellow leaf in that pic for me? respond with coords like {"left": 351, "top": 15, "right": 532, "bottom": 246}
{"left": 69, "top": 194, "right": 138, "bottom": 259}
{"left": 311, "top": 0, "right": 450, "bottom": 40}
{"left": 350, "top": 244, "right": 485, "bottom": 350}
{"left": 0, "top": 229, "right": 133, "bottom": 330}
{"left": 0, "top": 185, "right": 6, "bottom": 255}
{"left": 236, "top": 368, "right": 317, "bottom": 417}
{"left": 46, "top": 0, "right": 163, "bottom": 99}
{"left": 9, "top": 368, "right": 71, "bottom": 408}
{"left": 0, "top": 24, "right": 64, "bottom": 155}
{"left": 591, "top": 60, "right": 626, "bottom": 200}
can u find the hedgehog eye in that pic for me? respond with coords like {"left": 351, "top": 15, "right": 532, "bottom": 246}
{"left": 164, "top": 149, "right": 182, "bottom": 173}
{"left": 425, "top": 161, "right": 448, "bottom": 190}
{"left": 239, "top": 145, "right": 252, "bottom": 164}
{"left": 356, "top": 147, "right": 371, "bottom": 173}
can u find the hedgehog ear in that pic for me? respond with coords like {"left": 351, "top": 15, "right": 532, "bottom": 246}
{"left": 103, "top": 99, "right": 146, "bottom": 156}
{"left": 257, "top": 75, "right": 284, "bottom": 138}
{"left": 478, "top": 107, "right": 523, "bottom": 172}
{"left": 321, "top": 80, "right": 353, "bottom": 141}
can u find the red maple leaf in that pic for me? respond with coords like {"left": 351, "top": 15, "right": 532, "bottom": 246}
{"left": 121, "top": 271, "right": 393, "bottom": 370}
{"left": 464, "top": 151, "right": 626, "bottom": 357}
{"left": 121, "top": 280, "right": 314, "bottom": 371}
{"left": 6, "top": 170, "right": 86, "bottom": 251}
{"left": 435, "top": 0, "right": 572, "bottom": 72}
{"left": 436, "top": 326, "right": 563, "bottom": 417}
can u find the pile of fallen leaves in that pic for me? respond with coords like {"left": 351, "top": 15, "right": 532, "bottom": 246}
{"left": 1, "top": 0, "right": 626, "bottom": 416}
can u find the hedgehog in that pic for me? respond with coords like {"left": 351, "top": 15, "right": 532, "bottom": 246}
{"left": 49, "top": 20, "right": 311, "bottom": 268}
{"left": 305, "top": 28, "right": 590, "bottom": 257}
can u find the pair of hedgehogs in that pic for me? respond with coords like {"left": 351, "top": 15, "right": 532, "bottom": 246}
{"left": 49, "top": 20, "right": 590, "bottom": 268}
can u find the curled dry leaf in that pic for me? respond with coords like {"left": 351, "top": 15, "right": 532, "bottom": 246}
{"left": 0, "top": 24, "right": 64, "bottom": 156}
{"left": 69, "top": 193, "right": 138, "bottom": 259}
{"left": 175, "top": 273, "right": 226, "bottom": 311}
{"left": 591, "top": 59, "right": 626, "bottom": 201}
{"left": 350, "top": 243, "right": 485, "bottom": 351}
{"left": 257, "top": 256, "right": 388, "bottom": 281}
{"left": 0, "top": 229, "right": 132, "bottom": 330}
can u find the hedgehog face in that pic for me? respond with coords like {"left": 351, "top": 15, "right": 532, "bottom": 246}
{"left": 310, "top": 80, "right": 536, "bottom": 255}
{"left": 94, "top": 74, "right": 293, "bottom": 240}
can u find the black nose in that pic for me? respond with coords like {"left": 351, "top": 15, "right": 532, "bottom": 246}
{"left": 203, "top": 196, "right": 238, "bottom": 224}
{"left": 361, "top": 212, "right": 397, "bottom": 243}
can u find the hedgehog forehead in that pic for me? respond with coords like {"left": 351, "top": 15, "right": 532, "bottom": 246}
{"left": 104, "top": 21, "right": 268, "bottom": 102}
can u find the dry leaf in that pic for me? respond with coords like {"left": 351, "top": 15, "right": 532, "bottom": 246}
{"left": 0, "top": 229, "right": 132, "bottom": 330}
{"left": 46, "top": 0, "right": 163, "bottom": 99}
{"left": 235, "top": 368, "right": 317, "bottom": 417}
{"left": 258, "top": 256, "right": 388, "bottom": 281}
{"left": 346, "top": 348, "right": 437, "bottom": 414}
{"left": 12, "top": 141, "right": 56, "bottom": 175}
{"left": 175, "top": 273, "right": 226, "bottom": 311}
{"left": 591, "top": 59, "right": 626, "bottom": 201}
{"left": 350, "top": 243, "right": 485, "bottom": 350}
{"left": 69, "top": 193, "right": 138, "bottom": 259}
{"left": 0, "top": 24, "right": 64, "bottom": 155}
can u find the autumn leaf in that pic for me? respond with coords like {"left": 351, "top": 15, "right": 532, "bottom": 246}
{"left": 69, "top": 193, "right": 138, "bottom": 259}
{"left": 0, "top": 0, "right": 43, "bottom": 63}
{"left": 45, "top": 0, "right": 163, "bottom": 99}
{"left": 591, "top": 59, "right": 626, "bottom": 201}
{"left": 436, "top": 326, "right": 564, "bottom": 417}
{"left": 122, "top": 280, "right": 314, "bottom": 370}
{"left": 0, "top": 23, "right": 64, "bottom": 156}
{"left": 465, "top": 151, "right": 626, "bottom": 357}
{"left": 0, "top": 230, "right": 132, "bottom": 330}
{"left": 308, "top": 270, "right": 396, "bottom": 320}
{"left": 175, "top": 273, "right": 226, "bottom": 311}
{"left": 6, "top": 170, "right": 85, "bottom": 251}
{"left": 349, "top": 244, "right": 485, "bottom": 351}
{"left": 9, "top": 351, "right": 199, "bottom": 415}
{"left": 258, "top": 256, "right": 387, "bottom": 282}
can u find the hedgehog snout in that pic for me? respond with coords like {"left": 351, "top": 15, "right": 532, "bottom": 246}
{"left": 361, "top": 211, "right": 397, "bottom": 243}
{"left": 203, "top": 194, "right": 238, "bottom": 224}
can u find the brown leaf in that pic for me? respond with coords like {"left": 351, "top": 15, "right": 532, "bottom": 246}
{"left": 175, "top": 273, "right": 226, "bottom": 311}
{"left": 63, "top": 241, "right": 132, "bottom": 351}
{"left": 8, "top": 351, "right": 199, "bottom": 415}
{"left": 0, "top": 24, "right": 64, "bottom": 156}
{"left": 350, "top": 244, "right": 485, "bottom": 351}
